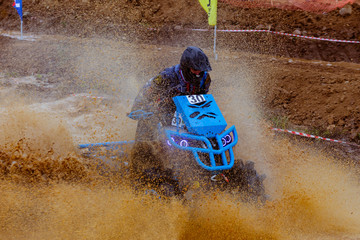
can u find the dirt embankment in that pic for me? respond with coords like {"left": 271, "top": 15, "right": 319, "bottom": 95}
{"left": 1, "top": 0, "right": 360, "bottom": 61}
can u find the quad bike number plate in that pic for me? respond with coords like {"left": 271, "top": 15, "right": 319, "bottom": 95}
{"left": 171, "top": 112, "right": 185, "bottom": 128}
{"left": 186, "top": 95, "right": 206, "bottom": 104}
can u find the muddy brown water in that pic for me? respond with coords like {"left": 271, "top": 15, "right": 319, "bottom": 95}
{"left": 0, "top": 33, "right": 360, "bottom": 239}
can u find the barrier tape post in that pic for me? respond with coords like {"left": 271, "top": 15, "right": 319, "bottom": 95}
{"left": 214, "top": 25, "right": 218, "bottom": 60}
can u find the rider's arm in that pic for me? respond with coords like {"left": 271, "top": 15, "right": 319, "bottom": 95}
{"left": 145, "top": 74, "right": 170, "bottom": 107}
{"left": 131, "top": 74, "right": 168, "bottom": 114}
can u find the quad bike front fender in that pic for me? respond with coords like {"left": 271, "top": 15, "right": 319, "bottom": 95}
{"left": 164, "top": 125, "right": 238, "bottom": 171}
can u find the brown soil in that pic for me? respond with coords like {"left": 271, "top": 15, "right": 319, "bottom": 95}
{"left": 1, "top": 0, "right": 360, "bottom": 61}
{"left": 0, "top": 0, "right": 360, "bottom": 147}
{"left": 1, "top": 3, "right": 360, "bottom": 236}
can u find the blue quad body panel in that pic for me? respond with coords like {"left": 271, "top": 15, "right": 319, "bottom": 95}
{"left": 166, "top": 94, "right": 238, "bottom": 171}
{"left": 172, "top": 94, "right": 228, "bottom": 137}
{"left": 78, "top": 141, "right": 134, "bottom": 152}
{"left": 78, "top": 141, "right": 134, "bottom": 171}
{"left": 78, "top": 141, "right": 134, "bottom": 159}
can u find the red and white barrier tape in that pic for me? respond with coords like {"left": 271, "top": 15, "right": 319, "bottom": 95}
{"left": 192, "top": 28, "right": 360, "bottom": 44}
{"left": 271, "top": 127, "right": 360, "bottom": 147}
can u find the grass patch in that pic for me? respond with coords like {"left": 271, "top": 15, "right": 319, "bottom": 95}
{"left": 268, "top": 114, "right": 348, "bottom": 141}
{"left": 270, "top": 115, "right": 289, "bottom": 129}
{"left": 5, "top": 72, "right": 20, "bottom": 78}
{"left": 306, "top": 128, "right": 332, "bottom": 138}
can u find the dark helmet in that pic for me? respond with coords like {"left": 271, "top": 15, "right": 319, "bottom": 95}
{"left": 180, "top": 46, "right": 212, "bottom": 72}
{"left": 180, "top": 46, "right": 212, "bottom": 84}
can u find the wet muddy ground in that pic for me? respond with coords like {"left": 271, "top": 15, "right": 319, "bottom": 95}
{"left": 1, "top": 1, "right": 360, "bottom": 239}
{"left": 0, "top": 32, "right": 360, "bottom": 239}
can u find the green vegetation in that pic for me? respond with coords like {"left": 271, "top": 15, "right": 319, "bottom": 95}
{"left": 5, "top": 71, "right": 20, "bottom": 78}
{"left": 269, "top": 114, "right": 348, "bottom": 141}
{"left": 270, "top": 115, "right": 289, "bottom": 129}
{"left": 307, "top": 128, "right": 332, "bottom": 138}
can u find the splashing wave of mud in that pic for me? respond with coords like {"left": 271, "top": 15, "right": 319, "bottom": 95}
{"left": 1, "top": 106, "right": 360, "bottom": 240}
{"left": 0, "top": 106, "right": 97, "bottom": 183}
{"left": 0, "top": 43, "right": 360, "bottom": 239}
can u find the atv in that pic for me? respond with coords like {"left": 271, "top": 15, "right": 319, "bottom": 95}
{"left": 79, "top": 94, "right": 266, "bottom": 203}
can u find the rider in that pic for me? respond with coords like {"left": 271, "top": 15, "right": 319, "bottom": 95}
{"left": 129, "top": 46, "right": 212, "bottom": 141}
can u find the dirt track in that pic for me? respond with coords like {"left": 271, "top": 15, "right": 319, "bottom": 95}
{"left": 1, "top": 1, "right": 360, "bottom": 239}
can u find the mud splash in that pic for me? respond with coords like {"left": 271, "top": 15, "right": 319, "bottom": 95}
{"left": 0, "top": 106, "right": 97, "bottom": 184}
{"left": 1, "top": 104, "right": 360, "bottom": 239}
{"left": 0, "top": 40, "right": 359, "bottom": 239}
{"left": 0, "top": 151, "right": 359, "bottom": 240}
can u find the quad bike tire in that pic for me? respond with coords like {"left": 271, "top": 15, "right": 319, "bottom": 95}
{"left": 135, "top": 167, "right": 182, "bottom": 198}
{"left": 225, "top": 159, "right": 267, "bottom": 204}
{"left": 129, "top": 141, "right": 182, "bottom": 198}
